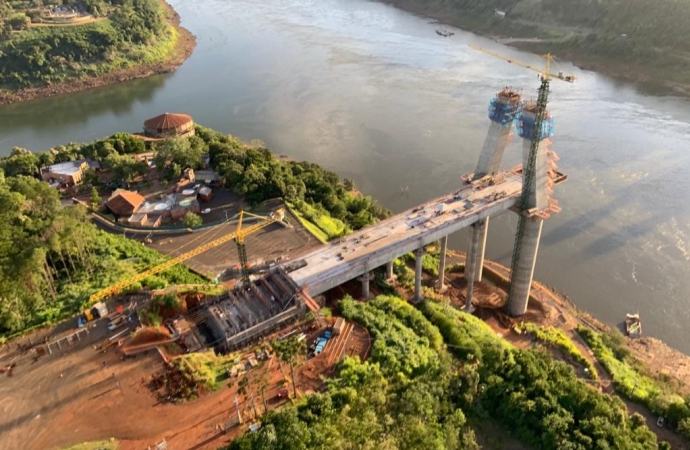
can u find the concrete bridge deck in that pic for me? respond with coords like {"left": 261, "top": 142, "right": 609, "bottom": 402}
{"left": 288, "top": 169, "right": 523, "bottom": 296}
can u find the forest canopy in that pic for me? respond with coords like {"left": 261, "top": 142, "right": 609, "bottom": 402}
{"left": 0, "top": 0, "right": 174, "bottom": 89}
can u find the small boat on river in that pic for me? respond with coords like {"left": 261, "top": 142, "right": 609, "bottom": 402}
{"left": 625, "top": 313, "right": 642, "bottom": 338}
{"left": 436, "top": 28, "right": 454, "bottom": 37}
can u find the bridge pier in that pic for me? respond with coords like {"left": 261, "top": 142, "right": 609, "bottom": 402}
{"left": 464, "top": 220, "right": 485, "bottom": 312}
{"left": 413, "top": 247, "right": 425, "bottom": 303}
{"left": 385, "top": 261, "right": 394, "bottom": 281}
{"left": 359, "top": 272, "right": 374, "bottom": 300}
{"left": 465, "top": 219, "right": 488, "bottom": 284}
{"left": 508, "top": 217, "right": 543, "bottom": 316}
{"left": 436, "top": 236, "right": 448, "bottom": 293}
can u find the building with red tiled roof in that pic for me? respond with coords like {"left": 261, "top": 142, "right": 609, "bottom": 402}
{"left": 143, "top": 113, "right": 194, "bottom": 138}
{"left": 106, "top": 189, "right": 146, "bottom": 217}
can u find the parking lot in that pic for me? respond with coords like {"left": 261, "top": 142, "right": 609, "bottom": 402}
{"left": 151, "top": 201, "right": 322, "bottom": 278}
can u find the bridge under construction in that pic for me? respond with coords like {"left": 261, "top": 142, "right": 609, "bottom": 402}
{"left": 203, "top": 78, "right": 567, "bottom": 351}
{"left": 85, "top": 48, "right": 573, "bottom": 352}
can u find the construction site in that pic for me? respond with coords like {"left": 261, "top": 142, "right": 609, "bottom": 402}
{"left": 0, "top": 43, "right": 588, "bottom": 450}
{"left": 202, "top": 267, "right": 319, "bottom": 353}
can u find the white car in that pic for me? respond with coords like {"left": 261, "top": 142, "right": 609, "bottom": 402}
{"left": 201, "top": 208, "right": 211, "bottom": 214}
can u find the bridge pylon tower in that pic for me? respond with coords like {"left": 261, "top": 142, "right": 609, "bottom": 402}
{"left": 464, "top": 88, "right": 524, "bottom": 309}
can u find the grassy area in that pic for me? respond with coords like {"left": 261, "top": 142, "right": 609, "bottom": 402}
{"left": 420, "top": 300, "right": 512, "bottom": 366}
{"left": 286, "top": 202, "right": 329, "bottom": 243}
{"left": 175, "top": 350, "right": 240, "bottom": 392}
{"left": 517, "top": 322, "right": 598, "bottom": 379}
{"left": 291, "top": 201, "right": 349, "bottom": 241}
{"left": 577, "top": 327, "right": 661, "bottom": 401}
{"left": 62, "top": 440, "right": 119, "bottom": 450}
{"left": 392, "top": 258, "right": 415, "bottom": 289}
{"left": 422, "top": 252, "right": 440, "bottom": 277}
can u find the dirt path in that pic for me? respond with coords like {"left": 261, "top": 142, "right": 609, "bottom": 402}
{"left": 29, "top": 17, "right": 105, "bottom": 27}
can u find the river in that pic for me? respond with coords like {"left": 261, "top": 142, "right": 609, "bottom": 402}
{"left": 2, "top": 0, "right": 690, "bottom": 353}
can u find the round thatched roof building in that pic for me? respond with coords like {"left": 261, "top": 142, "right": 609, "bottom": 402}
{"left": 143, "top": 113, "right": 194, "bottom": 138}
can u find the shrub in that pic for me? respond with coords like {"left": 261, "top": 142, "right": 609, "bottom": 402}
{"left": 517, "top": 323, "right": 598, "bottom": 379}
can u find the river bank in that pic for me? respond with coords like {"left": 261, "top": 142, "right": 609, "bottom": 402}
{"left": 0, "top": 0, "right": 196, "bottom": 107}
{"left": 442, "top": 250, "right": 690, "bottom": 389}
{"left": 378, "top": 0, "right": 690, "bottom": 96}
{"left": 413, "top": 250, "right": 690, "bottom": 447}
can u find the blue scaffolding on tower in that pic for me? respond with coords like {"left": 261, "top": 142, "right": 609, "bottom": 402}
{"left": 488, "top": 95, "right": 524, "bottom": 127}
{"left": 517, "top": 114, "right": 554, "bottom": 141}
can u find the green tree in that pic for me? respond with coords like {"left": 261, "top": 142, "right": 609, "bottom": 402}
{"left": 89, "top": 187, "right": 101, "bottom": 211}
{"left": 105, "top": 153, "right": 147, "bottom": 183}
{"left": 182, "top": 212, "right": 202, "bottom": 228}
{"left": 0, "top": 148, "right": 40, "bottom": 177}
{"left": 343, "top": 178, "right": 355, "bottom": 191}
{"left": 272, "top": 336, "right": 306, "bottom": 399}
{"left": 154, "top": 137, "right": 204, "bottom": 181}
{"left": 678, "top": 417, "right": 690, "bottom": 440}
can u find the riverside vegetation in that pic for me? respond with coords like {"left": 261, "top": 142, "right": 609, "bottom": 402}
{"left": 0, "top": 125, "right": 387, "bottom": 339}
{"left": 382, "top": 0, "right": 690, "bottom": 91}
{"left": 0, "top": 0, "right": 179, "bottom": 94}
{"left": 228, "top": 295, "right": 668, "bottom": 449}
{"left": 578, "top": 326, "right": 690, "bottom": 439}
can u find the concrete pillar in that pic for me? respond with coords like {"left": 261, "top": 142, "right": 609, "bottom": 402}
{"left": 476, "top": 121, "right": 513, "bottom": 177}
{"left": 413, "top": 247, "right": 425, "bottom": 303}
{"left": 437, "top": 236, "right": 448, "bottom": 293}
{"left": 464, "top": 220, "right": 484, "bottom": 312}
{"left": 465, "top": 218, "right": 489, "bottom": 283}
{"left": 359, "top": 272, "right": 373, "bottom": 300}
{"left": 508, "top": 217, "right": 544, "bottom": 316}
{"left": 522, "top": 136, "right": 550, "bottom": 212}
{"left": 385, "top": 261, "right": 394, "bottom": 280}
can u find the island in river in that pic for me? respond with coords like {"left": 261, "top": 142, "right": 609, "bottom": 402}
{"left": 0, "top": 0, "right": 196, "bottom": 106}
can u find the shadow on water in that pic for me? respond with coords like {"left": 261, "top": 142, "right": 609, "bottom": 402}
{"left": 0, "top": 73, "right": 170, "bottom": 133}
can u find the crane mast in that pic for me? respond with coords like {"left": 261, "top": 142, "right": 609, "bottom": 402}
{"left": 507, "top": 76, "right": 550, "bottom": 311}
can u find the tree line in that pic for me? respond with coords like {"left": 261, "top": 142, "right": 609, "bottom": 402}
{"left": 2, "top": 125, "right": 388, "bottom": 235}
{"left": 199, "top": 125, "right": 390, "bottom": 233}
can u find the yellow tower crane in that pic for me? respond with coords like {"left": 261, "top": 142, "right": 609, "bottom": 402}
{"left": 87, "top": 208, "right": 286, "bottom": 305}
{"left": 468, "top": 44, "right": 576, "bottom": 83}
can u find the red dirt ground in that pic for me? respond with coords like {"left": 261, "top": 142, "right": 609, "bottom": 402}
{"left": 0, "top": 315, "right": 368, "bottom": 450}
